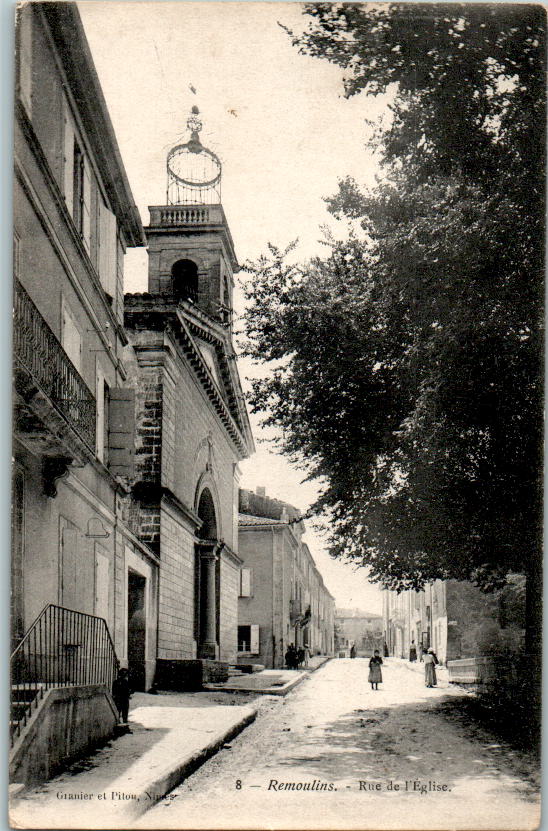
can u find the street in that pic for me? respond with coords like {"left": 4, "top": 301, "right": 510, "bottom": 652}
{"left": 135, "top": 659, "right": 539, "bottom": 831}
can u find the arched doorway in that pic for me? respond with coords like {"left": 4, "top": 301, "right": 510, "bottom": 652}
{"left": 195, "top": 487, "right": 220, "bottom": 659}
{"left": 172, "top": 259, "right": 199, "bottom": 303}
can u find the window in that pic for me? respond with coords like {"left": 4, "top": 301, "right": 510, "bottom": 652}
{"left": 98, "top": 198, "right": 117, "bottom": 299}
{"left": 61, "top": 298, "right": 82, "bottom": 372}
{"left": 17, "top": 5, "right": 32, "bottom": 116}
{"left": 73, "top": 142, "right": 85, "bottom": 236}
{"left": 238, "top": 625, "right": 250, "bottom": 652}
{"left": 63, "top": 101, "right": 91, "bottom": 251}
{"left": 238, "top": 624, "right": 259, "bottom": 654}
{"left": 103, "top": 380, "right": 110, "bottom": 464}
{"left": 172, "top": 259, "right": 198, "bottom": 303}
{"left": 239, "top": 568, "right": 252, "bottom": 597}
{"left": 96, "top": 376, "right": 135, "bottom": 476}
{"left": 13, "top": 232, "right": 20, "bottom": 280}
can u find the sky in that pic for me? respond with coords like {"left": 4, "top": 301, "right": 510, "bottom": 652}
{"left": 78, "top": 1, "right": 389, "bottom": 614}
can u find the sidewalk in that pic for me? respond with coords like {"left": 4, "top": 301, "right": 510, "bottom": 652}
{"left": 10, "top": 690, "right": 258, "bottom": 829}
{"left": 205, "top": 655, "right": 332, "bottom": 695}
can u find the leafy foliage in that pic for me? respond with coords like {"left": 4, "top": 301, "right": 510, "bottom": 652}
{"left": 242, "top": 4, "right": 544, "bottom": 593}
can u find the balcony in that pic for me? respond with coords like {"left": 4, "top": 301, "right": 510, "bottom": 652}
{"left": 148, "top": 204, "right": 224, "bottom": 227}
{"left": 13, "top": 281, "right": 96, "bottom": 492}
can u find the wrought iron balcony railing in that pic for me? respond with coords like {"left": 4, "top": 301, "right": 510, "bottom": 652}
{"left": 14, "top": 281, "right": 96, "bottom": 451}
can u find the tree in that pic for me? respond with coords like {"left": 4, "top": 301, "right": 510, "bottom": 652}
{"left": 241, "top": 3, "right": 544, "bottom": 654}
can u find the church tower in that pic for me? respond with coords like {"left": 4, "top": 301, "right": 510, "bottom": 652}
{"left": 125, "top": 108, "right": 253, "bottom": 682}
{"left": 146, "top": 106, "right": 236, "bottom": 327}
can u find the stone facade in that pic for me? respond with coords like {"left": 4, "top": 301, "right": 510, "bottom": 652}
{"left": 12, "top": 2, "right": 160, "bottom": 691}
{"left": 382, "top": 577, "right": 525, "bottom": 664}
{"left": 124, "top": 173, "right": 253, "bottom": 676}
{"left": 237, "top": 488, "right": 335, "bottom": 668}
{"left": 335, "top": 608, "right": 384, "bottom": 656}
{"left": 12, "top": 5, "right": 254, "bottom": 781}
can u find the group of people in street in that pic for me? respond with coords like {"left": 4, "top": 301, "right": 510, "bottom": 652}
{"left": 358, "top": 641, "right": 440, "bottom": 692}
{"left": 285, "top": 644, "right": 309, "bottom": 669}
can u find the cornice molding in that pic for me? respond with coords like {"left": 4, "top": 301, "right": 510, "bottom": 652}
{"left": 125, "top": 297, "right": 252, "bottom": 458}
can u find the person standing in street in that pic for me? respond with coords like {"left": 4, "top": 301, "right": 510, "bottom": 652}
{"left": 424, "top": 647, "right": 439, "bottom": 687}
{"left": 350, "top": 643, "right": 356, "bottom": 659}
{"left": 368, "top": 649, "right": 383, "bottom": 690}
{"left": 285, "top": 644, "right": 296, "bottom": 669}
{"left": 409, "top": 640, "right": 417, "bottom": 662}
{"left": 112, "top": 667, "right": 132, "bottom": 725}
{"left": 296, "top": 646, "right": 305, "bottom": 668}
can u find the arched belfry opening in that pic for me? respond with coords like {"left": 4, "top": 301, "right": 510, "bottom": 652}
{"left": 195, "top": 487, "right": 220, "bottom": 659}
{"left": 172, "top": 259, "right": 199, "bottom": 304}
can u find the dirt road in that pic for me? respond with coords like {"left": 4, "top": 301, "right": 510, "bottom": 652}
{"left": 135, "top": 658, "right": 539, "bottom": 830}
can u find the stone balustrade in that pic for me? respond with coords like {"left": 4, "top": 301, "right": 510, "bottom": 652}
{"left": 148, "top": 205, "right": 225, "bottom": 227}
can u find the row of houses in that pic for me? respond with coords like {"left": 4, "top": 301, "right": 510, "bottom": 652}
{"left": 12, "top": 4, "right": 334, "bottom": 785}
{"left": 382, "top": 577, "right": 525, "bottom": 665}
{"left": 238, "top": 488, "right": 335, "bottom": 668}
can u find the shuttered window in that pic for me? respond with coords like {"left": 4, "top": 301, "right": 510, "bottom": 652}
{"left": 250, "top": 624, "right": 260, "bottom": 654}
{"left": 63, "top": 100, "right": 92, "bottom": 252}
{"left": 237, "top": 624, "right": 260, "bottom": 654}
{"left": 18, "top": 5, "right": 32, "bottom": 116}
{"left": 239, "top": 568, "right": 252, "bottom": 597}
{"left": 108, "top": 389, "right": 135, "bottom": 480}
{"left": 98, "top": 199, "right": 117, "bottom": 299}
{"left": 63, "top": 106, "right": 75, "bottom": 215}
{"left": 61, "top": 298, "right": 82, "bottom": 372}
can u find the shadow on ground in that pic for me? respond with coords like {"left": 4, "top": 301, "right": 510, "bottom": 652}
{"left": 273, "top": 695, "right": 539, "bottom": 799}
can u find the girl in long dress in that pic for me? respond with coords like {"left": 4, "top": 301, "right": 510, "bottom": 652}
{"left": 424, "top": 648, "right": 439, "bottom": 687}
{"left": 368, "top": 649, "right": 383, "bottom": 690}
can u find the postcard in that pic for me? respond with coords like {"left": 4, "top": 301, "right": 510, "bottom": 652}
{"left": 10, "top": 2, "right": 542, "bottom": 829}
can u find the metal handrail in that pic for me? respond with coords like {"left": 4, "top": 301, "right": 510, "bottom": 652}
{"left": 10, "top": 604, "right": 119, "bottom": 747}
{"left": 13, "top": 280, "right": 96, "bottom": 451}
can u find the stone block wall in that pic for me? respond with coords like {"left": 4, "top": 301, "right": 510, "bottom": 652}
{"left": 219, "top": 554, "right": 239, "bottom": 663}
{"left": 135, "top": 368, "right": 163, "bottom": 484}
{"left": 157, "top": 504, "right": 196, "bottom": 660}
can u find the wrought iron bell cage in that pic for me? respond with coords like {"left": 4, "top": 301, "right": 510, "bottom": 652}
{"left": 167, "top": 107, "right": 222, "bottom": 206}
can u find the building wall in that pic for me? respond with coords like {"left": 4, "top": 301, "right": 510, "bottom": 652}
{"left": 13, "top": 5, "right": 157, "bottom": 700}
{"left": 157, "top": 504, "right": 196, "bottom": 660}
{"left": 219, "top": 553, "right": 239, "bottom": 664}
{"left": 237, "top": 496, "right": 335, "bottom": 669}
{"left": 383, "top": 578, "right": 525, "bottom": 664}
{"left": 237, "top": 528, "right": 275, "bottom": 667}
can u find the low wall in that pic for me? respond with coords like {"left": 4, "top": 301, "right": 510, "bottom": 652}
{"left": 10, "top": 685, "right": 118, "bottom": 787}
{"left": 155, "top": 659, "right": 229, "bottom": 690}
{"left": 447, "top": 657, "right": 497, "bottom": 686}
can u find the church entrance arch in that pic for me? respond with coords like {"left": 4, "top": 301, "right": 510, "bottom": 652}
{"left": 195, "top": 486, "right": 220, "bottom": 660}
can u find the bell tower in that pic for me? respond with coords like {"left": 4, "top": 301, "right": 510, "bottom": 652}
{"left": 146, "top": 106, "right": 237, "bottom": 326}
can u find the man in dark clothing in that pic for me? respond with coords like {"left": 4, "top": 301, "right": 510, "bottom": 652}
{"left": 296, "top": 647, "right": 305, "bottom": 668}
{"left": 112, "top": 668, "right": 132, "bottom": 724}
{"left": 285, "top": 644, "right": 296, "bottom": 669}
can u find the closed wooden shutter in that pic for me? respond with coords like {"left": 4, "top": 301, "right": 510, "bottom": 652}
{"left": 61, "top": 527, "right": 79, "bottom": 610}
{"left": 82, "top": 156, "right": 91, "bottom": 252}
{"left": 108, "top": 389, "right": 135, "bottom": 479}
{"left": 61, "top": 298, "right": 82, "bottom": 372}
{"left": 240, "top": 568, "right": 252, "bottom": 597}
{"left": 94, "top": 545, "right": 109, "bottom": 621}
{"left": 18, "top": 5, "right": 32, "bottom": 116}
{"left": 250, "top": 624, "right": 260, "bottom": 654}
{"left": 98, "top": 199, "right": 117, "bottom": 298}
{"left": 63, "top": 104, "right": 74, "bottom": 215}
